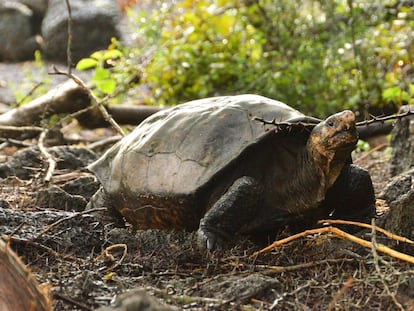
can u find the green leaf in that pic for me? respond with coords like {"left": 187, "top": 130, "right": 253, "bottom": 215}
{"left": 90, "top": 51, "right": 104, "bottom": 60}
{"left": 103, "top": 49, "right": 123, "bottom": 60}
{"left": 93, "top": 68, "right": 111, "bottom": 80}
{"left": 95, "top": 79, "right": 116, "bottom": 95}
{"left": 76, "top": 58, "right": 98, "bottom": 70}
{"left": 409, "top": 84, "right": 414, "bottom": 95}
{"left": 382, "top": 86, "right": 409, "bottom": 102}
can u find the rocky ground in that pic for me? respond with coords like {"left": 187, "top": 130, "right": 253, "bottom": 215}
{"left": 1, "top": 63, "right": 414, "bottom": 311}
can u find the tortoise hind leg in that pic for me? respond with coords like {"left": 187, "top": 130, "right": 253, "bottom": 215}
{"left": 198, "top": 176, "right": 264, "bottom": 251}
{"left": 322, "top": 164, "right": 376, "bottom": 224}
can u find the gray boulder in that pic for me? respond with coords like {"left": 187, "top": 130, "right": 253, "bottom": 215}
{"left": 379, "top": 172, "right": 414, "bottom": 253}
{"left": 8, "top": 0, "right": 48, "bottom": 33}
{"left": 0, "top": 1, "right": 40, "bottom": 61}
{"left": 383, "top": 186, "right": 414, "bottom": 250}
{"left": 41, "top": 0, "right": 121, "bottom": 62}
{"left": 390, "top": 105, "right": 414, "bottom": 176}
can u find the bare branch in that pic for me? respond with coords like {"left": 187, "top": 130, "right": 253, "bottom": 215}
{"left": 355, "top": 107, "right": 414, "bottom": 127}
{"left": 253, "top": 225, "right": 414, "bottom": 264}
{"left": 252, "top": 108, "right": 414, "bottom": 132}
{"left": 370, "top": 218, "right": 405, "bottom": 311}
{"left": 38, "top": 130, "right": 57, "bottom": 183}
{"left": 64, "top": 0, "right": 73, "bottom": 73}
{"left": 51, "top": 66, "right": 126, "bottom": 136}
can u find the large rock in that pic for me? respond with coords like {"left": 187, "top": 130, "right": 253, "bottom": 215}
{"left": 0, "top": 146, "right": 97, "bottom": 180}
{"left": 383, "top": 188, "right": 414, "bottom": 252}
{"left": 390, "top": 105, "right": 414, "bottom": 176}
{"left": 380, "top": 169, "right": 414, "bottom": 253}
{"left": 41, "top": 0, "right": 122, "bottom": 62}
{"left": 0, "top": 1, "right": 40, "bottom": 61}
{"left": 381, "top": 106, "right": 414, "bottom": 251}
{"left": 8, "top": 0, "right": 48, "bottom": 33}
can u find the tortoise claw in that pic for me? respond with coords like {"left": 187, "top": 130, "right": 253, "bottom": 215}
{"left": 197, "top": 227, "right": 226, "bottom": 251}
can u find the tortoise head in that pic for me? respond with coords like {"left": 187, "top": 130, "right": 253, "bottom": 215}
{"left": 309, "top": 110, "right": 358, "bottom": 162}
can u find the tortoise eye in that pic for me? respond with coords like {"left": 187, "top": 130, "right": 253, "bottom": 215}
{"left": 327, "top": 120, "right": 335, "bottom": 127}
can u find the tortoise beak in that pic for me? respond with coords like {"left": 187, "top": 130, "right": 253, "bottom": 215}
{"left": 330, "top": 110, "right": 358, "bottom": 150}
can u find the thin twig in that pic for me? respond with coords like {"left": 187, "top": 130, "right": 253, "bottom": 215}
{"left": 254, "top": 226, "right": 414, "bottom": 264}
{"left": 325, "top": 277, "right": 353, "bottom": 311}
{"left": 51, "top": 66, "right": 125, "bottom": 136}
{"left": 53, "top": 292, "right": 92, "bottom": 311}
{"left": 4, "top": 235, "right": 61, "bottom": 258}
{"left": 94, "top": 244, "right": 128, "bottom": 273}
{"left": 255, "top": 258, "right": 355, "bottom": 274}
{"left": 7, "top": 222, "right": 26, "bottom": 239}
{"left": 317, "top": 219, "right": 414, "bottom": 244}
{"left": 34, "top": 208, "right": 107, "bottom": 241}
{"left": 270, "top": 280, "right": 316, "bottom": 309}
{"left": 355, "top": 106, "right": 414, "bottom": 126}
{"left": 252, "top": 116, "right": 316, "bottom": 132}
{"left": 253, "top": 108, "right": 414, "bottom": 129}
{"left": 370, "top": 218, "right": 405, "bottom": 311}
{"left": 353, "top": 143, "right": 389, "bottom": 164}
{"left": 17, "top": 82, "right": 44, "bottom": 106}
{"left": 0, "top": 138, "right": 32, "bottom": 148}
{"left": 38, "top": 130, "right": 57, "bottom": 182}
{"left": 86, "top": 135, "right": 122, "bottom": 151}
{"left": 0, "top": 125, "right": 44, "bottom": 132}
{"left": 64, "top": 0, "right": 73, "bottom": 74}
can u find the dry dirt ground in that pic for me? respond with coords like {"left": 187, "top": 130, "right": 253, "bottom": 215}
{"left": 1, "top": 64, "right": 414, "bottom": 310}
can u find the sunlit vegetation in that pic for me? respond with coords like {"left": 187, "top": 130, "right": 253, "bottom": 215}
{"left": 79, "top": 0, "right": 414, "bottom": 117}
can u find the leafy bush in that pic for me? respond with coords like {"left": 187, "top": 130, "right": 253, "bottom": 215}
{"left": 78, "top": 0, "right": 414, "bottom": 117}
{"left": 133, "top": 0, "right": 265, "bottom": 106}
{"left": 12, "top": 50, "right": 51, "bottom": 106}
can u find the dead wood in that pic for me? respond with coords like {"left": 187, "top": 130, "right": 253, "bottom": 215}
{"left": 0, "top": 80, "right": 89, "bottom": 138}
{"left": 254, "top": 225, "right": 414, "bottom": 264}
{"left": 50, "top": 67, "right": 126, "bottom": 136}
{"left": 0, "top": 238, "right": 52, "bottom": 311}
{"left": 0, "top": 80, "right": 90, "bottom": 126}
{"left": 0, "top": 79, "right": 163, "bottom": 138}
{"left": 77, "top": 101, "right": 163, "bottom": 128}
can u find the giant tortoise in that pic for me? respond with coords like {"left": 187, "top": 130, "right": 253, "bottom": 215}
{"left": 88, "top": 94, "right": 375, "bottom": 250}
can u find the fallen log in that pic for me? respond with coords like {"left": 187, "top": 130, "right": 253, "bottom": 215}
{"left": 77, "top": 101, "right": 163, "bottom": 128}
{"left": 0, "top": 80, "right": 89, "bottom": 127}
{"left": 0, "top": 79, "right": 162, "bottom": 138}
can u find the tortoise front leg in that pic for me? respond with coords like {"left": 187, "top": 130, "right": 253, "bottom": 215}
{"left": 322, "top": 164, "right": 376, "bottom": 223}
{"left": 197, "top": 176, "right": 264, "bottom": 251}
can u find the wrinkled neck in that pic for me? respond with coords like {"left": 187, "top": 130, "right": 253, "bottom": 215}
{"left": 307, "top": 142, "right": 347, "bottom": 191}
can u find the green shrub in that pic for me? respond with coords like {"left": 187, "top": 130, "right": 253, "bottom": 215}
{"left": 78, "top": 0, "right": 414, "bottom": 117}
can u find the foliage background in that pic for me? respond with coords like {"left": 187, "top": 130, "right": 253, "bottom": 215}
{"left": 81, "top": 0, "right": 414, "bottom": 118}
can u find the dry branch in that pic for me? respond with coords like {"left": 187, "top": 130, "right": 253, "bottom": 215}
{"left": 38, "top": 130, "right": 57, "bottom": 182}
{"left": 34, "top": 207, "right": 106, "bottom": 241}
{"left": 0, "top": 80, "right": 89, "bottom": 138}
{"left": 326, "top": 277, "right": 353, "bottom": 311}
{"left": 51, "top": 67, "right": 126, "bottom": 136}
{"left": 0, "top": 79, "right": 162, "bottom": 138}
{"left": 370, "top": 219, "right": 405, "bottom": 310}
{"left": 77, "top": 101, "right": 162, "bottom": 129}
{"left": 317, "top": 219, "right": 414, "bottom": 244}
{"left": 253, "top": 108, "right": 414, "bottom": 140}
{"left": 94, "top": 244, "right": 128, "bottom": 273}
{"left": 254, "top": 226, "right": 414, "bottom": 264}
{"left": 0, "top": 80, "right": 89, "bottom": 126}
